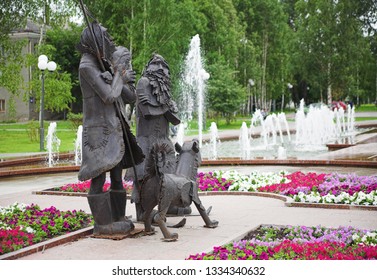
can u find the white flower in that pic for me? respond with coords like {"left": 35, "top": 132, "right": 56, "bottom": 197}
{"left": 0, "top": 202, "right": 29, "bottom": 215}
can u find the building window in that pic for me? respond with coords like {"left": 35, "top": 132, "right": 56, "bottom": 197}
{"left": 0, "top": 99, "right": 5, "bottom": 112}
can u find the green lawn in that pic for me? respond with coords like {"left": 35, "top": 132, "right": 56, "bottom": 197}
{"left": 354, "top": 103, "right": 377, "bottom": 112}
{"left": 0, "top": 121, "right": 77, "bottom": 153}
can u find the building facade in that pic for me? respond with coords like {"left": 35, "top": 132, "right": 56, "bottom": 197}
{"left": 0, "top": 20, "right": 41, "bottom": 122}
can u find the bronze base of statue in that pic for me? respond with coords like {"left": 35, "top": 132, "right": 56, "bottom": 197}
{"left": 91, "top": 226, "right": 144, "bottom": 240}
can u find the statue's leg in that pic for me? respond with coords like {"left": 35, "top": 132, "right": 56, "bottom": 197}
{"left": 110, "top": 162, "right": 123, "bottom": 190}
{"left": 132, "top": 180, "right": 144, "bottom": 221}
{"left": 109, "top": 163, "right": 128, "bottom": 222}
{"left": 109, "top": 189, "right": 127, "bottom": 222}
{"left": 155, "top": 190, "right": 178, "bottom": 241}
{"left": 87, "top": 191, "right": 113, "bottom": 235}
{"left": 154, "top": 207, "right": 177, "bottom": 241}
{"left": 88, "top": 172, "right": 134, "bottom": 236}
{"left": 191, "top": 184, "right": 219, "bottom": 228}
{"left": 193, "top": 199, "right": 218, "bottom": 228}
{"left": 89, "top": 172, "right": 106, "bottom": 195}
{"left": 143, "top": 206, "right": 155, "bottom": 235}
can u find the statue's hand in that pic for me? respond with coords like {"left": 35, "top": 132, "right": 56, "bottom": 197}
{"left": 168, "top": 100, "right": 179, "bottom": 113}
{"left": 122, "top": 69, "right": 136, "bottom": 85}
{"left": 138, "top": 91, "right": 150, "bottom": 104}
{"left": 100, "top": 71, "right": 113, "bottom": 84}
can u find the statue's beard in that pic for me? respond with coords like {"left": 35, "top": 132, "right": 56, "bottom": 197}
{"left": 144, "top": 69, "right": 174, "bottom": 108}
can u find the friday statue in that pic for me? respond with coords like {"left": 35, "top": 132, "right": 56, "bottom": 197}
{"left": 127, "top": 54, "right": 193, "bottom": 221}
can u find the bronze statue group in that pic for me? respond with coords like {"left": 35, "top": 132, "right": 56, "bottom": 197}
{"left": 77, "top": 21, "right": 218, "bottom": 241}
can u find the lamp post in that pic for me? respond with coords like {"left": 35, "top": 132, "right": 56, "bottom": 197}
{"left": 285, "top": 83, "right": 293, "bottom": 111}
{"left": 38, "top": 55, "right": 56, "bottom": 151}
{"left": 248, "top": 79, "right": 255, "bottom": 114}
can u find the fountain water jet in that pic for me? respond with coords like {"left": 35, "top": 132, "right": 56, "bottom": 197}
{"left": 250, "top": 110, "right": 290, "bottom": 149}
{"left": 45, "top": 122, "right": 61, "bottom": 167}
{"left": 295, "top": 99, "right": 356, "bottom": 150}
{"left": 175, "top": 123, "right": 186, "bottom": 146}
{"left": 178, "top": 34, "right": 210, "bottom": 147}
{"left": 74, "top": 125, "right": 83, "bottom": 166}
{"left": 239, "top": 122, "right": 251, "bottom": 159}
{"left": 277, "top": 146, "right": 287, "bottom": 160}
{"left": 208, "top": 122, "right": 220, "bottom": 160}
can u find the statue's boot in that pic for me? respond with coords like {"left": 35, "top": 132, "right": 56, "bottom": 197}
{"left": 88, "top": 192, "right": 134, "bottom": 236}
{"left": 110, "top": 189, "right": 128, "bottom": 222}
{"left": 167, "top": 205, "right": 192, "bottom": 216}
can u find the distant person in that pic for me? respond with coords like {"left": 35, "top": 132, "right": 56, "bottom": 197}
{"left": 261, "top": 108, "right": 267, "bottom": 119}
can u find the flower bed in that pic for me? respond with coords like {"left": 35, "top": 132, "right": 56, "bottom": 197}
{"left": 197, "top": 170, "right": 377, "bottom": 206}
{"left": 0, "top": 203, "right": 92, "bottom": 255}
{"left": 187, "top": 225, "right": 377, "bottom": 260}
{"left": 54, "top": 180, "right": 133, "bottom": 193}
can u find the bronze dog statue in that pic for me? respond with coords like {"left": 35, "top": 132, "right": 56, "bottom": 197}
{"left": 139, "top": 139, "right": 218, "bottom": 241}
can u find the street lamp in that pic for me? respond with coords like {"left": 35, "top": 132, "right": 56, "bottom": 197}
{"left": 248, "top": 79, "right": 255, "bottom": 114}
{"left": 284, "top": 83, "right": 293, "bottom": 111}
{"left": 38, "top": 55, "right": 57, "bottom": 151}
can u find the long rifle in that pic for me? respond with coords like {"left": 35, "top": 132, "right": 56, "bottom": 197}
{"left": 78, "top": 0, "right": 141, "bottom": 188}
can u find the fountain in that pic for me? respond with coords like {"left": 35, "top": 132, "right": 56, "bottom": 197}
{"left": 74, "top": 125, "right": 83, "bottom": 166}
{"left": 277, "top": 145, "right": 287, "bottom": 160}
{"left": 175, "top": 123, "right": 186, "bottom": 146}
{"left": 295, "top": 100, "right": 356, "bottom": 149}
{"left": 295, "top": 100, "right": 335, "bottom": 148}
{"left": 208, "top": 122, "right": 220, "bottom": 159}
{"left": 178, "top": 34, "right": 210, "bottom": 147}
{"left": 239, "top": 122, "right": 251, "bottom": 159}
{"left": 250, "top": 109, "right": 288, "bottom": 147}
{"left": 278, "top": 112, "right": 291, "bottom": 142}
{"left": 45, "top": 122, "right": 61, "bottom": 167}
{"left": 201, "top": 99, "right": 361, "bottom": 160}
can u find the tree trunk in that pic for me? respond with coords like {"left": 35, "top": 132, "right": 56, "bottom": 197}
{"left": 261, "top": 32, "right": 268, "bottom": 110}
{"left": 327, "top": 62, "right": 332, "bottom": 105}
{"left": 130, "top": 2, "right": 134, "bottom": 54}
{"left": 143, "top": 0, "right": 148, "bottom": 62}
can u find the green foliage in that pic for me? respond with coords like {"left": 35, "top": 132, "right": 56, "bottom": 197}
{"left": 292, "top": 0, "right": 376, "bottom": 104}
{"left": 84, "top": 0, "right": 206, "bottom": 99}
{"left": 0, "top": 1, "right": 39, "bottom": 39}
{"left": 67, "top": 112, "right": 83, "bottom": 130}
{"left": 0, "top": 38, "right": 26, "bottom": 97}
{"left": 207, "top": 58, "right": 245, "bottom": 124}
{"left": 6, "top": 95, "right": 17, "bottom": 122}
{"left": 26, "top": 43, "right": 75, "bottom": 114}
{"left": 45, "top": 24, "right": 82, "bottom": 85}
{"left": 26, "top": 121, "right": 39, "bottom": 142}
{"left": 1, "top": 0, "right": 377, "bottom": 121}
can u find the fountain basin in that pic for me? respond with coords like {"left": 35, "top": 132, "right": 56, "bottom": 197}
{"left": 1, "top": 152, "right": 376, "bottom": 178}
